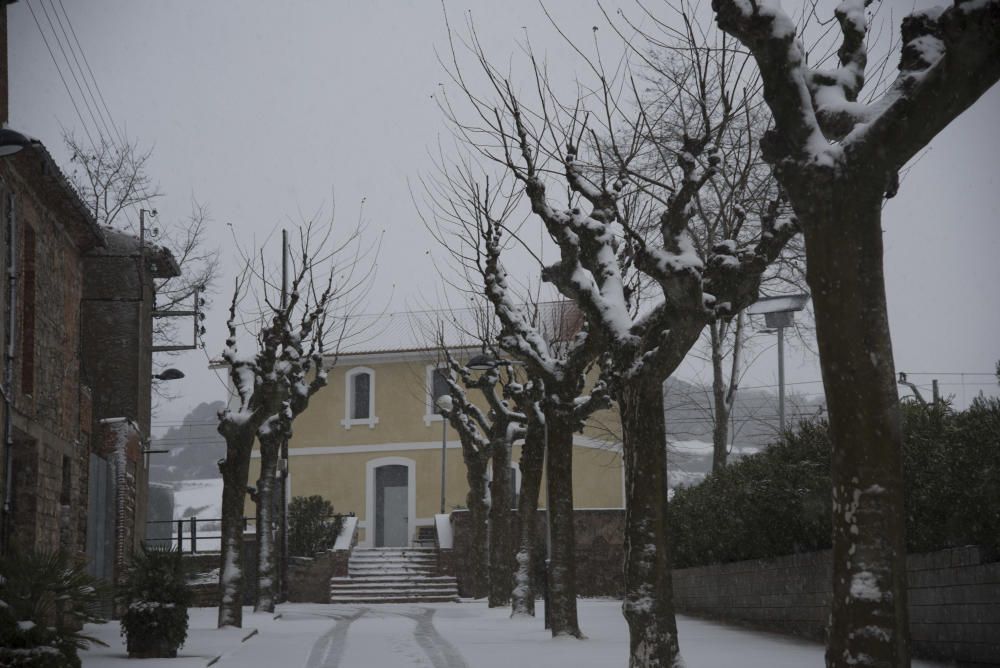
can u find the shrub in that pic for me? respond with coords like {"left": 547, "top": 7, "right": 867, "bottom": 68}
{"left": 670, "top": 397, "right": 1000, "bottom": 568}
{"left": 288, "top": 495, "right": 344, "bottom": 557}
{"left": 0, "top": 549, "right": 107, "bottom": 668}
{"left": 119, "top": 545, "right": 190, "bottom": 658}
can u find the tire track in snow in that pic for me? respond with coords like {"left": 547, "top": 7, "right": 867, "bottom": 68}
{"left": 303, "top": 607, "right": 367, "bottom": 668}
{"left": 403, "top": 607, "right": 469, "bottom": 668}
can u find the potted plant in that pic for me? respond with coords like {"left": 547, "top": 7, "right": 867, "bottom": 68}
{"left": 119, "top": 545, "right": 191, "bottom": 658}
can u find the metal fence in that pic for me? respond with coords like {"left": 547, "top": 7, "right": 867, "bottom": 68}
{"left": 145, "top": 516, "right": 259, "bottom": 554}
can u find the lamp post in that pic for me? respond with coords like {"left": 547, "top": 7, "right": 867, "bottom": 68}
{"left": 746, "top": 293, "right": 810, "bottom": 432}
{"left": 435, "top": 394, "right": 453, "bottom": 515}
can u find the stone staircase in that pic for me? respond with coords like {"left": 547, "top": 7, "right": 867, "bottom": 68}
{"left": 329, "top": 546, "right": 459, "bottom": 604}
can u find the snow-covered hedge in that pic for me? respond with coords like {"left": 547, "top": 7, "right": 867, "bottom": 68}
{"left": 670, "top": 398, "right": 1000, "bottom": 568}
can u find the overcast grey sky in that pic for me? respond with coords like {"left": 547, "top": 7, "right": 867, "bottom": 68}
{"left": 9, "top": 0, "right": 999, "bottom": 432}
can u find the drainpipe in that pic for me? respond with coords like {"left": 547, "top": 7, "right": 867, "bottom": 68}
{"left": 1, "top": 190, "right": 17, "bottom": 552}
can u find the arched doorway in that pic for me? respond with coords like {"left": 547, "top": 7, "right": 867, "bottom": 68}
{"left": 365, "top": 457, "right": 415, "bottom": 547}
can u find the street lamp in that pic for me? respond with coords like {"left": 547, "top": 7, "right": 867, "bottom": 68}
{"left": 746, "top": 293, "right": 810, "bottom": 432}
{"left": 0, "top": 128, "right": 32, "bottom": 157}
{"left": 152, "top": 368, "right": 185, "bottom": 381}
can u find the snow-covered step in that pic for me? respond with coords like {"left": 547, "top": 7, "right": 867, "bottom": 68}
{"left": 329, "top": 594, "right": 459, "bottom": 604}
{"left": 330, "top": 547, "right": 458, "bottom": 604}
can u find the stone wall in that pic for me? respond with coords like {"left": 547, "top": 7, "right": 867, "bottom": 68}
{"left": 672, "top": 546, "right": 1000, "bottom": 666}
{"left": 179, "top": 536, "right": 355, "bottom": 606}
{"left": 447, "top": 508, "right": 625, "bottom": 598}
{"left": 0, "top": 151, "right": 98, "bottom": 557}
{"left": 287, "top": 551, "right": 351, "bottom": 603}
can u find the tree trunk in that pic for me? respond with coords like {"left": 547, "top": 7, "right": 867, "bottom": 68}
{"left": 488, "top": 442, "right": 513, "bottom": 607}
{"left": 619, "top": 377, "right": 682, "bottom": 667}
{"left": 216, "top": 430, "right": 254, "bottom": 628}
{"left": 253, "top": 435, "right": 280, "bottom": 613}
{"left": 545, "top": 411, "right": 582, "bottom": 638}
{"left": 464, "top": 454, "right": 490, "bottom": 599}
{"left": 799, "top": 188, "right": 909, "bottom": 668}
{"left": 710, "top": 321, "right": 730, "bottom": 472}
{"left": 511, "top": 422, "right": 545, "bottom": 617}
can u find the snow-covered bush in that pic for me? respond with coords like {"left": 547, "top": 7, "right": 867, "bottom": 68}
{"left": 670, "top": 398, "right": 1000, "bottom": 567}
{"left": 119, "top": 545, "right": 190, "bottom": 658}
{"left": 288, "top": 495, "right": 345, "bottom": 557}
{"left": 0, "top": 549, "right": 107, "bottom": 668}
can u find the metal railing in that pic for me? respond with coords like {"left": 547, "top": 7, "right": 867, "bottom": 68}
{"left": 145, "top": 516, "right": 258, "bottom": 554}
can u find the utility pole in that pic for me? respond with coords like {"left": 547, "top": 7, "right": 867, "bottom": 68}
{"left": 278, "top": 229, "right": 289, "bottom": 603}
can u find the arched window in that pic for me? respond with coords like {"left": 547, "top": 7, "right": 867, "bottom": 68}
{"left": 342, "top": 367, "right": 379, "bottom": 429}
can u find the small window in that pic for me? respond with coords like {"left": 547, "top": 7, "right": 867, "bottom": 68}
{"left": 424, "top": 365, "right": 451, "bottom": 425}
{"left": 342, "top": 367, "right": 378, "bottom": 429}
{"left": 430, "top": 368, "right": 450, "bottom": 407}
{"left": 352, "top": 372, "right": 371, "bottom": 420}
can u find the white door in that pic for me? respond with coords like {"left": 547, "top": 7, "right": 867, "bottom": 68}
{"left": 375, "top": 464, "right": 409, "bottom": 547}
{"left": 382, "top": 486, "right": 408, "bottom": 547}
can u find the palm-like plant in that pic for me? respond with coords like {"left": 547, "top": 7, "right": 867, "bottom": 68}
{"left": 0, "top": 549, "right": 107, "bottom": 668}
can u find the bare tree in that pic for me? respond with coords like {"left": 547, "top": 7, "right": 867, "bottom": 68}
{"left": 215, "top": 217, "right": 375, "bottom": 626}
{"left": 420, "top": 155, "right": 611, "bottom": 635}
{"left": 709, "top": 1, "right": 1000, "bottom": 665}
{"left": 436, "top": 339, "right": 522, "bottom": 607}
{"left": 64, "top": 131, "right": 219, "bottom": 362}
{"left": 438, "top": 17, "right": 797, "bottom": 664}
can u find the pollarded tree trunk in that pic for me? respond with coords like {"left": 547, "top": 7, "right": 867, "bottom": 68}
{"left": 488, "top": 442, "right": 513, "bottom": 607}
{"left": 798, "top": 184, "right": 909, "bottom": 668}
{"left": 545, "top": 411, "right": 582, "bottom": 638}
{"left": 217, "top": 430, "right": 255, "bottom": 628}
{"left": 464, "top": 455, "right": 490, "bottom": 599}
{"left": 619, "top": 376, "right": 682, "bottom": 667}
{"left": 253, "top": 434, "right": 280, "bottom": 613}
{"left": 511, "top": 422, "right": 545, "bottom": 617}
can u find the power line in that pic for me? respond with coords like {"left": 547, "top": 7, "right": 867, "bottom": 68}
{"left": 54, "top": 0, "right": 128, "bottom": 147}
{"left": 47, "top": 0, "right": 119, "bottom": 146}
{"left": 36, "top": 0, "right": 110, "bottom": 146}
{"left": 25, "top": 0, "right": 98, "bottom": 149}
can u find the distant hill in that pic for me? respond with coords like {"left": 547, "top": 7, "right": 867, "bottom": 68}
{"left": 662, "top": 377, "right": 825, "bottom": 487}
{"left": 149, "top": 401, "right": 227, "bottom": 483}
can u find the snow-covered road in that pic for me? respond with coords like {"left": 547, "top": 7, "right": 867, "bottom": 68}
{"left": 82, "top": 601, "right": 948, "bottom": 668}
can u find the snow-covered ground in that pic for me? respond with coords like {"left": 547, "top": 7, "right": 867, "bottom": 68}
{"left": 170, "top": 478, "right": 225, "bottom": 551}
{"left": 80, "top": 600, "right": 947, "bottom": 668}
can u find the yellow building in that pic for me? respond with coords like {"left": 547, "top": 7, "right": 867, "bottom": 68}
{"left": 245, "top": 337, "right": 624, "bottom": 548}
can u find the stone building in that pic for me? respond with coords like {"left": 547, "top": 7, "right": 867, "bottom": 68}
{"left": 81, "top": 227, "right": 178, "bottom": 580}
{"left": 0, "top": 141, "right": 103, "bottom": 557}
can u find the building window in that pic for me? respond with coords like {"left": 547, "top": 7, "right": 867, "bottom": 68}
{"left": 352, "top": 372, "right": 370, "bottom": 419}
{"left": 60, "top": 455, "right": 72, "bottom": 505}
{"left": 20, "top": 224, "right": 35, "bottom": 396}
{"left": 341, "top": 367, "right": 378, "bottom": 429}
{"left": 424, "top": 365, "right": 451, "bottom": 426}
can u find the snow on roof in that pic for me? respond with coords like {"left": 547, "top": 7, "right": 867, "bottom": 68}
{"left": 328, "top": 301, "right": 583, "bottom": 357}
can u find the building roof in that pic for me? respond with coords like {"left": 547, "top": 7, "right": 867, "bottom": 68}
{"left": 209, "top": 301, "right": 584, "bottom": 366}
{"left": 331, "top": 301, "right": 583, "bottom": 357}
{"left": 88, "top": 226, "right": 181, "bottom": 278}
{"left": 7, "top": 140, "right": 105, "bottom": 251}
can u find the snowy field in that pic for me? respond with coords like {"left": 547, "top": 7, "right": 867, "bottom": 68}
{"left": 80, "top": 600, "right": 947, "bottom": 668}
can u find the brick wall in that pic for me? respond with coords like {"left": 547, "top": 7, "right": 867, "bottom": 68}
{"left": 0, "top": 150, "right": 97, "bottom": 557}
{"left": 672, "top": 546, "right": 1000, "bottom": 666}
